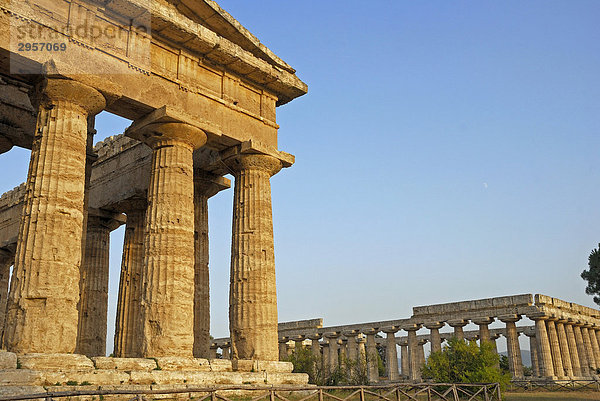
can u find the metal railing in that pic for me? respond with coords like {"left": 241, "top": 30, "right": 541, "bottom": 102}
{"left": 0, "top": 383, "right": 502, "bottom": 401}
{"left": 508, "top": 379, "right": 600, "bottom": 392}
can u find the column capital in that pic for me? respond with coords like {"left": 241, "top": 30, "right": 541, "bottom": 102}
{"left": 472, "top": 317, "right": 495, "bottom": 325}
{"left": 126, "top": 106, "right": 208, "bottom": 150}
{"left": 324, "top": 332, "right": 341, "bottom": 339}
{"left": 424, "top": 321, "right": 444, "bottom": 330}
{"left": 342, "top": 330, "right": 360, "bottom": 337}
{"left": 225, "top": 153, "right": 283, "bottom": 176}
{"left": 417, "top": 339, "right": 428, "bottom": 346}
{"left": 401, "top": 323, "right": 422, "bottom": 332}
{"left": 498, "top": 314, "right": 521, "bottom": 323}
{"left": 528, "top": 313, "right": 549, "bottom": 321}
{"left": 33, "top": 77, "right": 106, "bottom": 115}
{"left": 278, "top": 337, "right": 290, "bottom": 344}
{"left": 307, "top": 334, "right": 321, "bottom": 341}
{"left": 381, "top": 326, "right": 399, "bottom": 334}
{"left": 362, "top": 328, "right": 379, "bottom": 335}
{"left": 447, "top": 319, "right": 469, "bottom": 328}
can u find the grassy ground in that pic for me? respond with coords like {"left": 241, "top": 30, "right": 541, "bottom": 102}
{"left": 504, "top": 392, "right": 600, "bottom": 401}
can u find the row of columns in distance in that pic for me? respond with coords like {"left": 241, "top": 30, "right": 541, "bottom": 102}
{"left": 0, "top": 76, "right": 285, "bottom": 360}
{"left": 209, "top": 313, "right": 600, "bottom": 382}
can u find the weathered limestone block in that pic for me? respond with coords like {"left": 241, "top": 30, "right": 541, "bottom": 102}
{"left": 41, "top": 370, "right": 130, "bottom": 386}
{"left": 0, "top": 386, "right": 45, "bottom": 397}
{"left": 18, "top": 353, "right": 95, "bottom": 371}
{"left": 92, "top": 357, "right": 157, "bottom": 371}
{"left": 4, "top": 78, "right": 106, "bottom": 353}
{"left": 226, "top": 153, "right": 282, "bottom": 361}
{"left": 231, "top": 359, "right": 293, "bottom": 373}
{"left": 0, "top": 369, "right": 43, "bottom": 385}
{"left": 0, "top": 351, "right": 17, "bottom": 369}
{"left": 209, "top": 359, "right": 233, "bottom": 372}
{"left": 114, "top": 204, "right": 146, "bottom": 358}
{"left": 239, "top": 372, "right": 267, "bottom": 385}
{"left": 127, "top": 114, "right": 208, "bottom": 358}
{"left": 129, "top": 371, "right": 246, "bottom": 386}
{"left": 155, "top": 357, "right": 210, "bottom": 371}
{"left": 266, "top": 372, "right": 309, "bottom": 385}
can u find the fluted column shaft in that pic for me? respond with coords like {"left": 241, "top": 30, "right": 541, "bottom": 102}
{"left": 365, "top": 332, "right": 379, "bottom": 382}
{"left": 326, "top": 334, "right": 340, "bottom": 372}
{"left": 76, "top": 214, "right": 122, "bottom": 356}
{"left": 564, "top": 323, "right": 581, "bottom": 377}
{"left": 0, "top": 250, "right": 14, "bottom": 339}
{"left": 400, "top": 343, "right": 409, "bottom": 378}
{"left": 588, "top": 326, "right": 600, "bottom": 371}
{"left": 227, "top": 154, "right": 282, "bottom": 361}
{"left": 528, "top": 335, "right": 540, "bottom": 377}
{"left": 383, "top": 330, "right": 399, "bottom": 381}
{"left": 4, "top": 78, "right": 105, "bottom": 353}
{"left": 582, "top": 327, "right": 597, "bottom": 371}
{"left": 114, "top": 207, "right": 145, "bottom": 357}
{"left": 417, "top": 340, "right": 426, "bottom": 367}
{"left": 532, "top": 318, "right": 555, "bottom": 378}
{"left": 425, "top": 323, "right": 443, "bottom": 353}
{"left": 546, "top": 320, "right": 564, "bottom": 378}
{"left": 556, "top": 322, "right": 573, "bottom": 377}
{"left": 407, "top": 328, "right": 421, "bottom": 381}
{"left": 574, "top": 325, "right": 591, "bottom": 377}
{"left": 193, "top": 190, "right": 210, "bottom": 358}
{"left": 502, "top": 320, "right": 524, "bottom": 379}
{"left": 140, "top": 125, "right": 205, "bottom": 357}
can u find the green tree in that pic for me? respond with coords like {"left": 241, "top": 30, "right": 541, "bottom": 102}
{"left": 582, "top": 244, "right": 600, "bottom": 306}
{"left": 422, "top": 337, "right": 510, "bottom": 389}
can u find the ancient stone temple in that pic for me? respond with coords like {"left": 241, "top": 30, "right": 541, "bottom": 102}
{"left": 213, "top": 294, "right": 600, "bottom": 384}
{"left": 0, "top": 0, "right": 307, "bottom": 393}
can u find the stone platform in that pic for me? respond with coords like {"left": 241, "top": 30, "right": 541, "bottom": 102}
{"left": 0, "top": 352, "right": 308, "bottom": 398}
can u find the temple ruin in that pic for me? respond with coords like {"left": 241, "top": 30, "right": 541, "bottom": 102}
{"left": 213, "top": 294, "right": 598, "bottom": 384}
{"left": 0, "top": 0, "right": 310, "bottom": 393}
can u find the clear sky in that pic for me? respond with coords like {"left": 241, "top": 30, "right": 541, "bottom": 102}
{"left": 1, "top": 1, "right": 599, "bottom": 355}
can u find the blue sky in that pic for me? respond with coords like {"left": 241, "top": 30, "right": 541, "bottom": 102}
{"left": 1, "top": 1, "right": 599, "bottom": 354}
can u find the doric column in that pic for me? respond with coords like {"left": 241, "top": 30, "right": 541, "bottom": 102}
{"left": 399, "top": 338, "right": 409, "bottom": 378}
{"left": 278, "top": 338, "right": 289, "bottom": 361}
{"left": 344, "top": 331, "right": 359, "bottom": 362}
{"left": 225, "top": 152, "right": 284, "bottom": 361}
{"left": 525, "top": 330, "right": 540, "bottom": 377}
{"left": 490, "top": 333, "right": 501, "bottom": 371}
{"left": 127, "top": 116, "right": 208, "bottom": 357}
{"left": 4, "top": 78, "right": 106, "bottom": 353}
{"left": 321, "top": 341, "right": 330, "bottom": 374}
{"left": 405, "top": 324, "right": 422, "bottom": 382}
{"left": 193, "top": 172, "right": 229, "bottom": 358}
{"left": 555, "top": 320, "right": 573, "bottom": 378}
{"left": 417, "top": 339, "right": 427, "bottom": 367}
{"left": 76, "top": 211, "right": 124, "bottom": 356}
{"left": 293, "top": 336, "right": 305, "bottom": 353}
{"left": 358, "top": 336, "right": 367, "bottom": 369}
{"left": 546, "top": 319, "right": 565, "bottom": 378}
{"left": 113, "top": 203, "right": 146, "bottom": 357}
{"left": 448, "top": 319, "right": 468, "bottom": 341}
{"left": 530, "top": 316, "right": 554, "bottom": 379}
{"left": 499, "top": 315, "right": 524, "bottom": 379}
{"left": 382, "top": 327, "right": 399, "bottom": 381}
{"left": 0, "top": 249, "right": 14, "bottom": 339}
{"left": 564, "top": 321, "right": 582, "bottom": 377}
{"left": 339, "top": 339, "right": 347, "bottom": 360}
{"left": 472, "top": 317, "right": 494, "bottom": 345}
{"left": 325, "top": 332, "right": 340, "bottom": 373}
{"left": 582, "top": 325, "right": 598, "bottom": 372}
{"left": 573, "top": 324, "right": 591, "bottom": 377}
{"left": 364, "top": 329, "right": 379, "bottom": 383}
{"left": 309, "top": 334, "right": 322, "bottom": 377}
{"left": 586, "top": 324, "right": 600, "bottom": 371}
{"left": 222, "top": 343, "right": 231, "bottom": 360}
{"left": 209, "top": 344, "right": 218, "bottom": 359}
{"left": 425, "top": 322, "right": 443, "bottom": 353}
